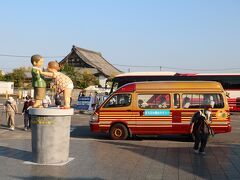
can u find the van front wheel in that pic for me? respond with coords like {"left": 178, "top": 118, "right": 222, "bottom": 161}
{"left": 110, "top": 124, "right": 128, "bottom": 140}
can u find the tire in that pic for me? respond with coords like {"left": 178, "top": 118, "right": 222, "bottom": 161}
{"left": 110, "top": 123, "right": 129, "bottom": 140}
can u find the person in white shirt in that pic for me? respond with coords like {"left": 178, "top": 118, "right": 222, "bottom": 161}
{"left": 4, "top": 97, "right": 18, "bottom": 131}
{"left": 42, "top": 94, "right": 52, "bottom": 108}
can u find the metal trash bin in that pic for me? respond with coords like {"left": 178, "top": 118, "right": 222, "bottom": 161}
{"left": 29, "top": 108, "right": 74, "bottom": 165}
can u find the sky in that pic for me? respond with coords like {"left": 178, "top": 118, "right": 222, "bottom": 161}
{"left": 0, "top": 0, "right": 240, "bottom": 73}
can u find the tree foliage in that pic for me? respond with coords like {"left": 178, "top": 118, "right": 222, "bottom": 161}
{"left": 60, "top": 64, "right": 99, "bottom": 89}
{"left": 2, "top": 67, "right": 27, "bottom": 87}
{"left": 77, "top": 71, "right": 99, "bottom": 89}
{"left": 0, "top": 70, "right": 4, "bottom": 81}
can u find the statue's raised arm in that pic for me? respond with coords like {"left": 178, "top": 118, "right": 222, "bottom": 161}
{"left": 41, "top": 61, "right": 73, "bottom": 109}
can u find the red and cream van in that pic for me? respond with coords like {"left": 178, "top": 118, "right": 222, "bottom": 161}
{"left": 90, "top": 81, "right": 231, "bottom": 140}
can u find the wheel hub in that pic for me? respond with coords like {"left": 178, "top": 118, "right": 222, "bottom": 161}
{"left": 114, "top": 128, "right": 122, "bottom": 137}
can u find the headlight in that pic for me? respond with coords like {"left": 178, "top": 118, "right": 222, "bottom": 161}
{"left": 90, "top": 113, "right": 99, "bottom": 122}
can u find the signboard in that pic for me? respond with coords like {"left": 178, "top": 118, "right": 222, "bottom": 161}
{"left": 75, "top": 96, "right": 93, "bottom": 111}
{"left": 144, "top": 110, "right": 170, "bottom": 116}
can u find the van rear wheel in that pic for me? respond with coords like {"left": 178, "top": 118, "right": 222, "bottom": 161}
{"left": 110, "top": 124, "right": 128, "bottom": 140}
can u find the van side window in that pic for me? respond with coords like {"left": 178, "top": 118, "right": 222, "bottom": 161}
{"left": 203, "top": 94, "right": 224, "bottom": 108}
{"left": 104, "top": 94, "right": 131, "bottom": 108}
{"left": 138, "top": 95, "right": 149, "bottom": 108}
{"left": 138, "top": 94, "right": 170, "bottom": 109}
{"left": 182, "top": 96, "right": 191, "bottom": 108}
{"left": 182, "top": 94, "right": 224, "bottom": 108}
{"left": 174, "top": 94, "right": 180, "bottom": 108}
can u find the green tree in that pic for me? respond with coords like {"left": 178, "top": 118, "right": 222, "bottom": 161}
{"left": 78, "top": 71, "right": 99, "bottom": 89}
{"left": 0, "top": 70, "right": 4, "bottom": 80}
{"left": 12, "top": 68, "right": 26, "bottom": 87}
{"left": 60, "top": 64, "right": 99, "bottom": 89}
{"left": 3, "top": 67, "right": 27, "bottom": 87}
{"left": 60, "top": 64, "right": 75, "bottom": 77}
{"left": 60, "top": 64, "right": 78, "bottom": 86}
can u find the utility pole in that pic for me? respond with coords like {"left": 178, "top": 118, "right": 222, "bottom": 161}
{"left": 159, "top": 66, "right": 162, "bottom": 71}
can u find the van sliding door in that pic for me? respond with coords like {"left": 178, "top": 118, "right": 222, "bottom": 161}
{"left": 136, "top": 93, "right": 172, "bottom": 134}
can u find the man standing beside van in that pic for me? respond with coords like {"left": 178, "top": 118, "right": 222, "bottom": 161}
{"left": 190, "top": 105, "right": 213, "bottom": 155}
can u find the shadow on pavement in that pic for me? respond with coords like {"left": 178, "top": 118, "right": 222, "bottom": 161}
{"left": 0, "top": 146, "right": 32, "bottom": 161}
{"left": 99, "top": 141, "right": 240, "bottom": 179}
{"left": 132, "top": 134, "right": 193, "bottom": 142}
{"left": 0, "top": 125, "right": 25, "bottom": 131}
{"left": 11, "top": 176, "right": 104, "bottom": 180}
{"left": 1, "top": 124, "right": 8, "bottom": 128}
{"left": 70, "top": 125, "right": 109, "bottom": 140}
{"left": 70, "top": 125, "right": 193, "bottom": 142}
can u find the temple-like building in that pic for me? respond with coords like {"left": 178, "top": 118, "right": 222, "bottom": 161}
{"left": 59, "top": 45, "right": 122, "bottom": 87}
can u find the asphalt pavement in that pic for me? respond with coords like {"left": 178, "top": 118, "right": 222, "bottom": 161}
{"left": 0, "top": 104, "right": 240, "bottom": 180}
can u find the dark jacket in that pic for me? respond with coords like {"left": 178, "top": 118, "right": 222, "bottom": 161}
{"left": 22, "top": 100, "right": 34, "bottom": 114}
{"left": 55, "top": 94, "right": 61, "bottom": 106}
{"left": 191, "top": 110, "right": 212, "bottom": 135}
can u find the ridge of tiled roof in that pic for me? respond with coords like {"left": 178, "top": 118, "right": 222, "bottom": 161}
{"left": 60, "top": 45, "right": 122, "bottom": 77}
{"left": 74, "top": 46, "right": 102, "bottom": 56}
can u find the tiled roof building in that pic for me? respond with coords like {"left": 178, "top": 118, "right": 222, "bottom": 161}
{"left": 59, "top": 45, "right": 122, "bottom": 87}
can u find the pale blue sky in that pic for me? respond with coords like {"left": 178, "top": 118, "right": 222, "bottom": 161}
{"left": 0, "top": 0, "right": 240, "bottom": 73}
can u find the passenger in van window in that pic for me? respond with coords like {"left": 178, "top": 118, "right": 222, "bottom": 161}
{"left": 138, "top": 99, "right": 143, "bottom": 107}
{"left": 120, "top": 95, "right": 130, "bottom": 106}
{"left": 138, "top": 99, "right": 148, "bottom": 108}
{"left": 158, "top": 96, "right": 168, "bottom": 108}
{"left": 159, "top": 101, "right": 167, "bottom": 108}
{"left": 109, "top": 97, "right": 116, "bottom": 105}
{"left": 209, "top": 96, "right": 215, "bottom": 108}
{"left": 203, "top": 95, "right": 215, "bottom": 108}
{"left": 183, "top": 97, "right": 191, "bottom": 108}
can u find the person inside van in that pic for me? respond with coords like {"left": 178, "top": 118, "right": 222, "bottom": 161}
{"left": 203, "top": 95, "right": 215, "bottom": 108}
{"left": 138, "top": 99, "right": 144, "bottom": 108}
{"left": 121, "top": 95, "right": 130, "bottom": 106}
{"left": 138, "top": 99, "right": 148, "bottom": 108}
{"left": 183, "top": 97, "right": 191, "bottom": 108}
{"left": 208, "top": 96, "right": 215, "bottom": 108}
{"left": 158, "top": 96, "right": 168, "bottom": 108}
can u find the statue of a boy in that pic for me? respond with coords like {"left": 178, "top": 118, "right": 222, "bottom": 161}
{"left": 41, "top": 61, "right": 73, "bottom": 109}
{"left": 31, "top": 54, "right": 46, "bottom": 108}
